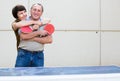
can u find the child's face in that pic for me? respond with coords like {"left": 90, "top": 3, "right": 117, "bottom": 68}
{"left": 17, "top": 10, "right": 27, "bottom": 20}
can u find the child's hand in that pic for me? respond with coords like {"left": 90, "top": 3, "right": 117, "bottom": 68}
{"left": 41, "top": 18, "right": 51, "bottom": 25}
{"left": 32, "top": 24, "right": 39, "bottom": 31}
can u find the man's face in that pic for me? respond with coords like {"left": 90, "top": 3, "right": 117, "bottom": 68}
{"left": 30, "top": 4, "right": 43, "bottom": 20}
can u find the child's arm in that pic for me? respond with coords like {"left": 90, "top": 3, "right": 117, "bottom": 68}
{"left": 12, "top": 20, "right": 42, "bottom": 30}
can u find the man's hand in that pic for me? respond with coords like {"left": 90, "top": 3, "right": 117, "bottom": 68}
{"left": 37, "top": 30, "right": 49, "bottom": 37}
{"left": 32, "top": 35, "right": 53, "bottom": 44}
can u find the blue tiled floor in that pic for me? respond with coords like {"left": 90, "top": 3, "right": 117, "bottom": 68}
{"left": 0, "top": 66, "right": 120, "bottom": 76}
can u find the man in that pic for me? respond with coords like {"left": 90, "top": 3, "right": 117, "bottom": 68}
{"left": 15, "top": 3, "right": 52, "bottom": 67}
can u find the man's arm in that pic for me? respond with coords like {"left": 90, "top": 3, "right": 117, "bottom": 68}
{"left": 32, "top": 35, "right": 53, "bottom": 44}
{"left": 20, "top": 30, "right": 48, "bottom": 40}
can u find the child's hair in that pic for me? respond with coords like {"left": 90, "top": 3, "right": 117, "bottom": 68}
{"left": 12, "top": 5, "right": 26, "bottom": 19}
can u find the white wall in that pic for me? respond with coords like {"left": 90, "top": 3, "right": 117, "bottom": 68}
{"left": 101, "top": 0, "right": 120, "bottom": 65}
{"left": 44, "top": 31, "right": 100, "bottom": 67}
{"left": 0, "top": 0, "right": 120, "bottom": 67}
